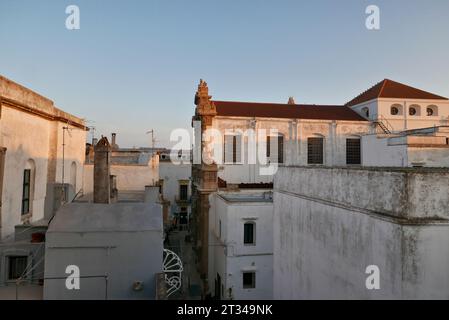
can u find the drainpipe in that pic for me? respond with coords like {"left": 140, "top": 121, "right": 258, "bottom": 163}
{"left": 404, "top": 101, "right": 407, "bottom": 131}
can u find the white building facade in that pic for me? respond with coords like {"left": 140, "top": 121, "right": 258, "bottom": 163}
{"left": 207, "top": 101, "right": 372, "bottom": 185}
{"left": 0, "top": 75, "right": 87, "bottom": 239}
{"left": 208, "top": 191, "right": 273, "bottom": 300}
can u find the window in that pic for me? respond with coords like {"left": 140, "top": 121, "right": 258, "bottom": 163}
{"left": 22, "top": 169, "right": 31, "bottom": 215}
{"left": 8, "top": 256, "right": 28, "bottom": 280}
{"left": 427, "top": 105, "right": 438, "bottom": 116}
{"left": 390, "top": 104, "right": 402, "bottom": 116}
{"left": 346, "top": 139, "right": 361, "bottom": 165}
{"left": 391, "top": 107, "right": 399, "bottom": 115}
{"left": 307, "top": 137, "right": 324, "bottom": 164}
{"left": 179, "top": 184, "right": 188, "bottom": 200}
{"left": 362, "top": 107, "right": 369, "bottom": 118}
{"left": 224, "top": 134, "right": 242, "bottom": 164}
{"left": 244, "top": 222, "right": 255, "bottom": 245}
{"left": 243, "top": 272, "right": 256, "bottom": 289}
{"left": 266, "top": 135, "right": 284, "bottom": 164}
{"left": 409, "top": 104, "right": 421, "bottom": 116}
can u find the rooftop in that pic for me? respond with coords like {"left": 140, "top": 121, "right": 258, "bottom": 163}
{"left": 218, "top": 191, "right": 273, "bottom": 203}
{"left": 346, "top": 79, "right": 448, "bottom": 107}
{"left": 47, "top": 202, "right": 162, "bottom": 233}
{"left": 213, "top": 100, "right": 367, "bottom": 121}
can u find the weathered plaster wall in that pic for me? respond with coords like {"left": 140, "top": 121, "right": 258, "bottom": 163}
{"left": 0, "top": 76, "right": 86, "bottom": 239}
{"left": 273, "top": 166, "right": 449, "bottom": 299}
{"left": 362, "top": 134, "right": 449, "bottom": 167}
{"left": 43, "top": 202, "right": 163, "bottom": 300}
{"left": 0, "top": 106, "right": 86, "bottom": 238}
{"left": 159, "top": 162, "right": 191, "bottom": 216}
{"left": 275, "top": 166, "right": 449, "bottom": 220}
{"left": 362, "top": 134, "right": 408, "bottom": 167}
{"left": 83, "top": 159, "right": 159, "bottom": 193}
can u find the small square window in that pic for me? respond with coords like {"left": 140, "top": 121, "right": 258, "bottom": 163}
{"left": 8, "top": 256, "right": 28, "bottom": 280}
{"left": 243, "top": 272, "right": 256, "bottom": 289}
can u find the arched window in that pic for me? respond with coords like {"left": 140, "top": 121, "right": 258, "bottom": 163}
{"left": 390, "top": 104, "right": 402, "bottom": 116}
{"left": 409, "top": 104, "right": 421, "bottom": 116}
{"left": 22, "top": 159, "right": 35, "bottom": 216}
{"left": 70, "top": 162, "right": 77, "bottom": 191}
{"left": 243, "top": 222, "right": 255, "bottom": 245}
{"left": 427, "top": 105, "right": 438, "bottom": 116}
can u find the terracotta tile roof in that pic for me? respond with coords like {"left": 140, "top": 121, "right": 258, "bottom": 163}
{"left": 213, "top": 101, "right": 367, "bottom": 121}
{"left": 346, "top": 79, "right": 448, "bottom": 107}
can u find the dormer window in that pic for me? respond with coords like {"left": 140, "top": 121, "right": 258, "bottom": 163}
{"left": 362, "top": 107, "right": 369, "bottom": 118}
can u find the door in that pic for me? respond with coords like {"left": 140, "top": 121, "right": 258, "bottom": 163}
{"left": 215, "top": 273, "right": 221, "bottom": 300}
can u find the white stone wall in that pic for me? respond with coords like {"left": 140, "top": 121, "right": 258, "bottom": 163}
{"left": 83, "top": 157, "right": 159, "bottom": 194}
{"left": 362, "top": 133, "right": 449, "bottom": 167}
{"left": 362, "top": 134, "right": 408, "bottom": 167}
{"left": 0, "top": 106, "right": 86, "bottom": 238}
{"left": 273, "top": 166, "right": 449, "bottom": 299}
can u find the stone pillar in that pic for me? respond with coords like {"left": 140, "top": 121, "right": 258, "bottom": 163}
{"left": 191, "top": 80, "right": 218, "bottom": 296}
{"left": 93, "top": 137, "right": 111, "bottom": 204}
{"left": 0, "top": 147, "right": 6, "bottom": 236}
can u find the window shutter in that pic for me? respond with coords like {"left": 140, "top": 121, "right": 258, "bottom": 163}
{"left": 278, "top": 135, "right": 284, "bottom": 164}
{"left": 235, "top": 135, "right": 242, "bottom": 163}
{"left": 307, "top": 137, "right": 324, "bottom": 164}
{"left": 224, "top": 135, "right": 234, "bottom": 164}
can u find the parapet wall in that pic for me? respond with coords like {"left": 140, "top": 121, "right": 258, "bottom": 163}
{"left": 274, "top": 166, "right": 449, "bottom": 220}
{"left": 0, "top": 75, "right": 85, "bottom": 128}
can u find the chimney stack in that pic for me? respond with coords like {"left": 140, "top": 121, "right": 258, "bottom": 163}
{"left": 93, "top": 137, "right": 111, "bottom": 204}
{"left": 288, "top": 97, "right": 296, "bottom": 105}
{"left": 111, "top": 133, "right": 119, "bottom": 150}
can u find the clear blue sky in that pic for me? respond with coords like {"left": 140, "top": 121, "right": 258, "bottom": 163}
{"left": 1, "top": 0, "right": 448, "bottom": 147}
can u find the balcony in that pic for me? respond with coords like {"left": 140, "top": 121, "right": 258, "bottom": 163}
{"left": 175, "top": 195, "right": 191, "bottom": 204}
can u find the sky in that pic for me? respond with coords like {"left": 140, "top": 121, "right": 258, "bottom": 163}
{"left": 1, "top": 0, "right": 448, "bottom": 148}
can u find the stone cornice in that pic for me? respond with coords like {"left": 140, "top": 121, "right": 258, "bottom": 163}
{"left": 0, "top": 96, "right": 87, "bottom": 130}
